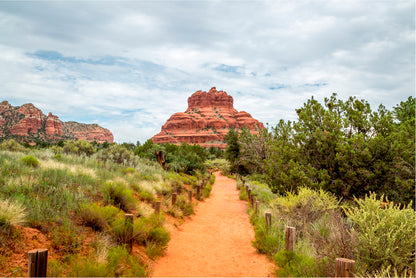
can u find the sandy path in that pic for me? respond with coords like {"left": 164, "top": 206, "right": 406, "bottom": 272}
{"left": 152, "top": 172, "right": 274, "bottom": 277}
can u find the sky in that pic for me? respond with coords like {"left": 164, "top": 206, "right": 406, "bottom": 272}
{"left": 0, "top": 0, "right": 414, "bottom": 143}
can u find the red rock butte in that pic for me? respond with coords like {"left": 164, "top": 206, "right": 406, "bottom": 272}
{"left": 152, "top": 87, "right": 264, "bottom": 149}
{"left": 0, "top": 100, "right": 113, "bottom": 143}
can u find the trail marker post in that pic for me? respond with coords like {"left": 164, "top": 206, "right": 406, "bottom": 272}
{"left": 124, "top": 214, "right": 134, "bottom": 253}
{"left": 172, "top": 192, "right": 177, "bottom": 206}
{"left": 265, "top": 212, "right": 272, "bottom": 231}
{"left": 335, "top": 258, "right": 355, "bottom": 277}
{"left": 155, "top": 201, "right": 161, "bottom": 214}
{"left": 28, "top": 249, "right": 48, "bottom": 277}
{"left": 188, "top": 190, "right": 192, "bottom": 203}
{"left": 285, "top": 226, "right": 296, "bottom": 252}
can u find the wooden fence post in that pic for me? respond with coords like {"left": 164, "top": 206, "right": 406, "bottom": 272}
{"left": 196, "top": 185, "right": 201, "bottom": 198}
{"left": 154, "top": 201, "right": 161, "bottom": 214}
{"left": 255, "top": 201, "right": 259, "bottom": 215}
{"left": 251, "top": 196, "right": 255, "bottom": 208}
{"left": 28, "top": 249, "right": 48, "bottom": 277}
{"left": 188, "top": 189, "right": 193, "bottom": 203}
{"left": 124, "top": 214, "right": 133, "bottom": 253}
{"left": 247, "top": 189, "right": 251, "bottom": 203}
{"left": 335, "top": 258, "right": 355, "bottom": 277}
{"left": 172, "top": 192, "right": 177, "bottom": 206}
{"left": 285, "top": 226, "right": 296, "bottom": 252}
{"left": 265, "top": 212, "right": 272, "bottom": 231}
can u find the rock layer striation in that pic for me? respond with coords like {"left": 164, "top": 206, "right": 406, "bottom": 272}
{"left": 0, "top": 101, "right": 113, "bottom": 143}
{"left": 152, "top": 87, "right": 264, "bottom": 148}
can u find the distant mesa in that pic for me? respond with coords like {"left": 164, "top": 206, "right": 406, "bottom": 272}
{"left": 0, "top": 100, "right": 113, "bottom": 143}
{"left": 152, "top": 87, "right": 264, "bottom": 149}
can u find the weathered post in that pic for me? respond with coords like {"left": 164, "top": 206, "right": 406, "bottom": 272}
{"left": 188, "top": 189, "right": 193, "bottom": 203}
{"left": 28, "top": 249, "right": 48, "bottom": 277}
{"left": 265, "top": 212, "right": 272, "bottom": 231}
{"left": 124, "top": 214, "right": 134, "bottom": 253}
{"left": 247, "top": 189, "right": 251, "bottom": 203}
{"left": 196, "top": 185, "right": 201, "bottom": 199}
{"left": 335, "top": 258, "right": 355, "bottom": 277}
{"left": 255, "top": 201, "right": 259, "bottom": 215}
{"left": 251, "top": 196, "right": 255, "bottom": 208}
{"left": 154, "top": 201, "right": 161, "bottom": 214}
{"left": 285, "top": 226, "right": 296, "bottom": 252}
{"left": 172, "top": 192, "right": 177, "bottom": 206}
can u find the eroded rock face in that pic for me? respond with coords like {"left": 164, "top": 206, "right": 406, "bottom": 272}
{"left": 152, "top": 87, "right": 264, "bottom": 148}
{"left": 61, "top": 122, "right": 114, "bottom": 144}
{"left": 0, "top": 101, "right": 113, "bottom": 143}
{"left": 45, "top": 112, "right": 63, "bottom": 137}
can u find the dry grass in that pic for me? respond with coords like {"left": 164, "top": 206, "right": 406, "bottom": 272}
{"left": 40, "top": 159, "right": 97, "bottom": 178}
{"left": 0, "top": 199, "right": 27, "bottom": 228}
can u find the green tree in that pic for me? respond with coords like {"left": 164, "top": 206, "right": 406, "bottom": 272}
{"left": 225, "top": 128, "right": 240, "bottom": 171}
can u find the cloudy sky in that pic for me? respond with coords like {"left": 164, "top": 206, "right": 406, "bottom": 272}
{"left": 0, "top": 0, "right": 414, "bottom": 143}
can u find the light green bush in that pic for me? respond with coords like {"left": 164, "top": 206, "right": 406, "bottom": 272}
{"left": 345, "top": 193, "right": 415, "bottom": 276}
{"left": 21, "top": 155, "right": 39, "bottom": 167}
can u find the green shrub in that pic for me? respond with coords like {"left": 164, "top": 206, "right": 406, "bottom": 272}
{"left": 67, "top": 246, "right": 146, "bottom": 277}
{"left": 0, "top": 199, "right": 26, "bottom": 230}
{"left": 252, "top": 220, "right": 285, "bottom": 257}
{"left": 122, "top": 167, "right": 136, "bottom": 174}
{"left": 0, "top": 139, "right": 26, "bottom": 152}
{"left": 176, "top": 195, "right": 194, "bottom": 216}
{"left": 209, "top": 173, "right": 215, "bottom": 185}
{"left": 103, "top": 181, "right": 136, "bottom": 212}
{"left": 63, "top": 139, "right": 96, "bottom": 156}
{"left": 21, "top": 155, "right": 39, "bottom": 167}
{"left": 248, "top": 181, "right": 275, "bottom": 203}
{"left": 67, "top": 256, "right": 109, "bottom": 277}
{"left": 107, "top": 246, "right": 146, "bottom": 276}
{"left": 78, "top": 203, "right": 119, "bottom": 231}
{"left": 274, "top": 250, "right": 320, "bottom": 277}
{"left": 97, "top": 144, "right": 135, "bottom": 165}
{"left": 51, "top": 220, "right": 81, "bottom": 253}
{"left": 204, "top": 158, "right": 230, "bottom": 174}
{"left": 139, "top": 191, "right": 155, "bottom": 203}
{"left": 345, "top": 193, "right": 415, "bottom": 276}
{"left": 272, "top": 187, "right": 340, "bottom": 234}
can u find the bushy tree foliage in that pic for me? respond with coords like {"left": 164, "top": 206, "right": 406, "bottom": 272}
{"left": 63, "top": 140, "right": 96, "bottom": 156}
{"left": 229, "top": 94, "right": 415, "bottom": 205}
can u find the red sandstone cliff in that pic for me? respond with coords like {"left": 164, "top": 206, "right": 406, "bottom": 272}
{"left": 152, "top": 87, "right": 264, "bottom": 148}
{"left": 0, "top": 101, "right": 113, "bottom": 143}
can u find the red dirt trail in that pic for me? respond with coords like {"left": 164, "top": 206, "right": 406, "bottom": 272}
{"left": 152, "top": 172, "right": 274, "bottom": 277}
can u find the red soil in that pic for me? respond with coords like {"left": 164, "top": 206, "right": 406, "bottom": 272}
{"left": 152, "top": 172, "right": 274, "bottom": 277}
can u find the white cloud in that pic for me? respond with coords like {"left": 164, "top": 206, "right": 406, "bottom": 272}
{"left": 0, "top": 0, "right": 413, "bottom": 143}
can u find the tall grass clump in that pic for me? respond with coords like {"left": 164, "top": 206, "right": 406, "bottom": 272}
{"left": 78, "top": 203, "right": 120, "bottom": 231}
{"left": 345, "top": 193, "right": 415, "bottom": 276}
{"left": 103, "top": 181, "right": 136, "bottom": 212}
{"left": 0, "top": 199, "right": 26, "bottom": 229}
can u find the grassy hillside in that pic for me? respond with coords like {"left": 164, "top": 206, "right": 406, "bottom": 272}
{"left": 0, "top": 143, "right": 213, "bottom": 277}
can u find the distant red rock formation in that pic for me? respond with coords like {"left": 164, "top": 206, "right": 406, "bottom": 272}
{"left": 152, "top": 87, "right": 264, "bottom": 148}
{"left": 0, "top": 100, "right": 113, "bottom": 143}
